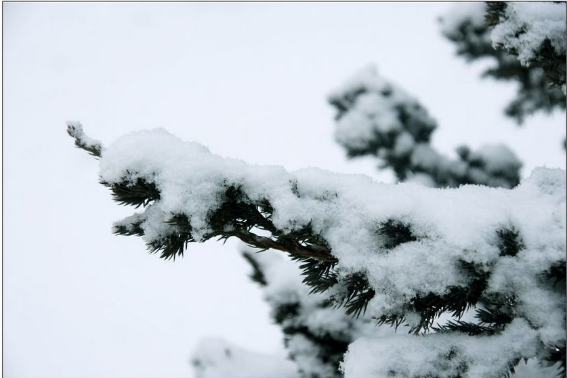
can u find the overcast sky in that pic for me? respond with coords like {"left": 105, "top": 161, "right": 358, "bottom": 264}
{"left": 4, "top": 2, "right": 565, "bottom": 377}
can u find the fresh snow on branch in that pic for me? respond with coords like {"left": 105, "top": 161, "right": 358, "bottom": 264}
{"left": 440, "top": 2, "right": 487, "bottom": 41}
{"left": 87, "top": 126, "right": 565, "bottom": 377}
{"left": 440, "top": 2, "right": 566, "bottom": 122}
{"left": 239, "top": 250, "right": 389, "bottom": 377}
{"left": 68, "top": 122, "right": 565, "bottom": 376}
{"left": 328, "top": 66, "right": 522, "bottom": 187}
{"left": 66, "top": 121, "right": 104, "bottom": 158}
{"left": 491, "top": 2, "right": 566, "bottom": 68}
{"left": 343, "top": 319, "right": 563, "bottom": 378}
{"left": 67, "top": 4, "right": 565, "bottom": 377}
{"left": 328, "top": 65, "right": 437, "bottom": 159}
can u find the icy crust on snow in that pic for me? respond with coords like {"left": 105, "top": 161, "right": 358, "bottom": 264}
{"left": 100, "top": 129, "right": 565, "bottom": 370}
{"left": 191, "top": 338, "right": 300, "bottom": 378}
{"left": 342, "top": 318, "right": 559, "bottom": 378}
{"left": 491, "top": 2, "right": 566, "bottom": 67}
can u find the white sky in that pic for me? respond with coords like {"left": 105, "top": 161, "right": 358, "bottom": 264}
{"left": 3, "top": 2, "right": 565, "bottom": 377}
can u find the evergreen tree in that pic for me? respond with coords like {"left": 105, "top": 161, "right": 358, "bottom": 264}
{"left": 68, "top": 3, "right": 565, "bottom": 378}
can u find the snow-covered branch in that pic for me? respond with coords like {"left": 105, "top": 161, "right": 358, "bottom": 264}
{"left": 440, "top": 3, "right": 566, "bottom": 122}
{"left": 70, "top": 125, "right": 565, "bottom": 377}
{"left": 490, "top": 2, "right": 566, "bottom": 79}
{"left": 240, "top": 250, "right": 383, "bottom": 378}
{"left": 67, "top": 121, "right": 104, "bottom": 158}
{"left": 329, "top": 66, "right": 522, "bottom": 187}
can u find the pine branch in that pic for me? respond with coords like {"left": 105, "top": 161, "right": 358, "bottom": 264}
{"left": 147, "top": 214, "right": 195, "bottom": 260}
{"left": 113, "top": 221, "right": 144, "bottom": 237}
{"left": 433, "top": 319, "right": 499, "bottom": 336}
{"left": 485, "top": 2, "right": 507, "bottom": 26}
{"left": 496, "top": 227, "right": 524, "bottom": 257}
{"left": 69, "top": 125, "right": 565, "bottom": 378}
{"left": 540, "top": 344, "right": 566, "bottom": 378}
{"left": 329, "top": 68, "right": 523, "bottom": 186}
{"left": 289, "top": 255, "right": 339, "bottom": 294}
{"left": 241, "top": 251, "right": 268, "bottom": 287}
{"left": 441, "top": 3, "right": 565, "bottom": 124}
{"left": 232, "top": 229, "right": 336, "bottom": 263}
{"left": 374, "top": 260, "right": 493, "bottom": 335}
{"left": 66, "top": 121, "right": 104, "bottom": 158}
{"left": 376, "top": 219, "right": 417, "bottom": 249}
{"left": 374, "top": 313, "right": 406, "bottom": 332}
{"left": 241, "top": 251, "right": 359, "bottom": 378}
{"left": 475, "top": 307, "right": 514, "bottom": 326}
{"left": 543, "top": 261, "right": 567, "bottom": 288}
{"left": 106, "top": 179, "right": 339, "bottom": 263}
{"left": 331, "top": 273, "right": 376, "bottom": 319}
{"left": 101, "top": 174, "right": 161, "bottom": 208}
{"left": 204, "top": 184, "right": 337, "bottom": 263}
{"left": 502, "top": 357, "right": 523, "bottom": 378}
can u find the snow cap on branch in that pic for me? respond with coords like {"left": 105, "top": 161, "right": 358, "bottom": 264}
{"left": 69, "top": 123, "right": 565, "bottom": 377}
{"left": 66, "top": 121, "right": 104, "bottom": 158}
{"left": 100, "top": 128, "right": 563, "bottom": 339}
{"left": 440, "top": 2, "right": 566, "bottom": 121}
{"left": 491, "top": 2, "right": 566, "bottom": 68}
{"left": 328, "top": 66, "right": 522, "bottom": 187}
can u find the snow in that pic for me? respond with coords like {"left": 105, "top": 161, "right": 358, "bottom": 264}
{"left": 95, "top": 126, "right": 565, "bottom": 376}
{"left": 191, "top": 338, "right": 300, "bottom": 378}
{"left": 329, "top": 66, "right": 523, "bottom": 188}
{"left": 5, "top": 3, "right": 565, "bottom": 377}
{"left": 441, "top": 2, "right": 567, "bottom": 68}
{"left": 393, "top": 131, "right": 415, "bottom": 157}
{"left": 192, "top": 248, "right": 391, "bottom": 378}
{"left": 343, "top": 315, "right": 564, "bottom": 378}
{"left": 411, "top": 144, "right": 466, "bottom": 178}
{"left": 253, "top": 251, "right": 379, "bottom": 338}
{"left": 66, "top": 121, "right": 104, "bottom": 155}
{"left": 240, "top": 250, "right": 388, "bottom": 377}
{"left": 342, "top": 319, "right": 543, "bottom": 378}
{"left": 328, "top": 65, "right": 437, "bottom": 156}
{"left": 470, "top": 145, "right": 521, "bottom": 173}
{"left": 491, "top": 2, "right": 566, "bottom": 67}
{"left": 405, "top": 172, "right": 437, "bottom": 187}
{"left": 286, "top": 335, "right": 338, "bottom": 378}
{"left": 439, "top": 2, "right": 486, "bottom": 37}
{"left": 99, "top": 126, "right": 565, "bottom": 297}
